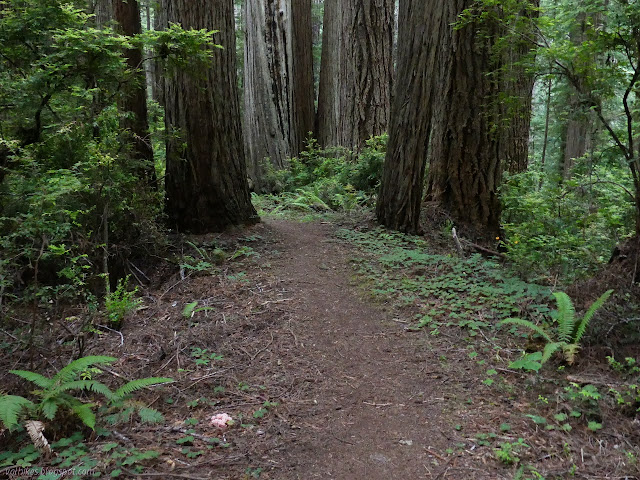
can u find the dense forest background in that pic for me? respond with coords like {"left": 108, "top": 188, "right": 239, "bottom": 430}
{"left": 1, "top": 0, "right": 639, "bottom": 300}
{"left": 1, "top": 0, "right": 640, "bottom": 478}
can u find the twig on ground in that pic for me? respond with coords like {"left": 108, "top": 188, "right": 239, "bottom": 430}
{"left": 259, "top": 298, "right": 293, "bottom": 306}
{"left": 129, "top": 260, "right": 151, "bottom": 283}
{"left": 97, "top": 324, "right": 124, "bottom": 347}
{"left": 250, "top": 332, "right": 274, "bottom": 360}
{"left": 99, "top": 365, "right": 130, "bottom": 381}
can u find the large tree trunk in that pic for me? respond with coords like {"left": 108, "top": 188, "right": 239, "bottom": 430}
{"left": 311, "top": 0, "right": 323, "bottom": 96}
{"left": 92, "top": 0, "right": 112, "bottom": 26}
{"left": 425, "top": 0, "right": 502, "bottom": 238}
{"left": 560, "top": 10, "right": 602, "bottom": 180}
{"left": 376, "top": 0, "right": 442, "bottom": 233}
{"left": 500, "top": 1, "right": 538, "bottom": 174}
{"left": 164, "top": 0, "right": 257, "bottom": 233}
{"left": 243, "top": 0, "right": 314, "bottom": 192}
{"left": 112, "top": 0, "right": 157, "bottom": 189}
{"left": 151, "top": 4, "right": 167, "bottom": 105}
{"left": 317, "top": 0, "right": 394, "bottom": 151}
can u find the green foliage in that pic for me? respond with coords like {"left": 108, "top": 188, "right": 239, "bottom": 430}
{"left": 501, "top": 169, "right": 635, "bottom": 283}
{"left": 0, "top": 355, "right": 172, "bottom": 431}
{"left": 105, "top": 276, "right": 141, "bottom": 328}
{"left": 190, "top": 347, "right": 223, "bottom": 368}
{"left": 607, "top": 356, "right": 640, "bottom": 376}
{"left": 0, "top": 395, "right": 36, "bottom": 431}
{"left": 258, "top": 134, "right": 386, "bottom": 214}
{"left": 501, "top": 289, "right": 613, "bottom": 367}
{"left": 0, "top": 0, "right": 222, "bottom": 307}
{"left": 337, "top": 227, "right": 551, "bottom": 335}
{"left": 465, "top": 0, "right": 640, "bottom": 268}
{"left": 494, "top": 438, "right": 529, "bottom": 465}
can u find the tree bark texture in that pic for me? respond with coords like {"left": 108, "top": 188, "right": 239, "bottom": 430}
{"left": 376, "top": 0, "right": 441, "bottom": 233}
{"left": 499, "top": 1, "right": 538, "bottom": 174}
{"left": 164, "top": 0, "right": 257, "bottom": 233}
{"left": 92, "top": 0, "right": 112, "bottom": 26}
{"left": 243, "top": 0, "right": 315, "bottom": 192}
{"left": 112, "top": 0, "right": 157, "bottom": 189}
{"left": 317, "top": 0, "right": 394, "bottom": 151}
{"left": 425, "top": 0, "right": 502, "bottom": 237}
{"left": 560, "top": 10, "right": 603, "bottom": 179}
{"left": 151, "top": 5, "right": 167, "bottom": 105}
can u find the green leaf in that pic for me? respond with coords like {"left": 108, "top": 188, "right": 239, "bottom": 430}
{"left": 70, "top": 403, "right": 96, "bottom": 430}
{"left": 509, "top": 352, "right": 543, "bottom": 372}
{"left": 500, "top": 318, "right": 552, "bottom": 343}
{"left": 525, "top": 414, "right": 547, "bottom": 425}
{"left": 138, "top": 407, "right": 164, "bottom": 424}
{"left": 51, "top": 356, "right": 116, "bottom": 386}
{"left": 112, "top": 377, "right": 173, "bottom": 401}
{"left": 574, "top": 290, "right": 613, "bottom": 344}
{"left": 553, "top": 291, "right": 576, "bottom": 343}
{"left": 0, "top": 395, "right": 35, "bottom": 430}
{"left": 9, "top": 371, "right": 53, "bottom": 389}
{"left": 587, "top": 421, "right": 602, "bottom": 431}
{"left": 182, "top": 302, "right": 198, "bottom": 318}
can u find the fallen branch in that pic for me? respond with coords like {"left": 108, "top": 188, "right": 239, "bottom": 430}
{"left": 461, "top": 239, "right": 506, "bottom": 260}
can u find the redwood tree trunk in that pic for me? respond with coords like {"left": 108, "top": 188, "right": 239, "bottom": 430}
{"left": 500, "top": 2, "right": 538, "bottom": 174}
{"left": 113, "top": 0, "right": 157, "bottom": 189}
{"left": 151, "top": 4, "right": 166, "bottom": 105}
{"left": 560, "top": 10, "right": 602, "bottom": 179}
{"left": 317, "top": 0, "right": 394, "bottom": 151}
{"left": 243, "top": 0, "right": 314, "bottom": 191}
{"left": 425, "top": 0, "right": 502, "bottom": 238}
{"left": 376, "top": 0, "right": 441, "bottom": 233}
{"left": 164, "top": 0, "right": 257, "bottom": 233}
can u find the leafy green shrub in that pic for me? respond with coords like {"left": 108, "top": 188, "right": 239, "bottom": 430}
{"left": 501, "top": 165, "right": 635, "bottom": 283}
{"left": 259, "top": 134, "right": 386, "bottom": 213}
{"left": 0, "top": 356, "right": 172, "bottom": 432}
{"left": 0, "top": 0, "right": 220, "bottom": 307}
{"left": 105, "top": 276, "right": 142, "bottom": 329}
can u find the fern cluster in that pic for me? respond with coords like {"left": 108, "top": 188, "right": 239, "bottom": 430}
{"left": 501, "top": 290, "right": 613, "bottom": 368}
{"left": 0, "top": 356, "right": 172, "bottom": 432}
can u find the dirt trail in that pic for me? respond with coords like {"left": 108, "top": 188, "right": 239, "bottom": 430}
{"left": 264, "top": 219, "right": 469, "bottom": 479}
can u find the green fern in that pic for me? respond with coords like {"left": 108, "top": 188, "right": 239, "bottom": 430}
{"left": 574, "top": 289, "right": 613, "bottom": 345}
{"left": 111, "top": 377, "right": 173, "bottom": 401}
{"left": 541, "top": 342, "right": 564, "bottom": 364}
{"left": 40, "top": 398, "right": 60, "bottom": 420}
{"left": 8, "top": 370, "right": 53, "bottom": 390}
{"left": 554, "top": 292, "right": 576, "bottom": 343}
{"left": 50, "top": 356, "right": 116, "bottom": 386}
{"left": 70, "top": 403, "right": 97, "bottom": 430}
{"left": 138, "top": 407, "right": 164, "bottom": 424}
{"left": 502, "top": 290, "right": 613, "bottom": 368}
{"left": 0, "top": 395, "right": 35, "bottom": 430}
{"left": 3, "top": 356, "right": 172, "bottom": 432}
{"left": 499, "top": 317, "right": 553, "bottom": 343}
{"left": 47, "top": 380, "right": 113, "bottom": 399}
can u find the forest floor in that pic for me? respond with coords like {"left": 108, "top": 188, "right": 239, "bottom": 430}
{"left": 2, "top": 213, "right": 640, "bottom": 479}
